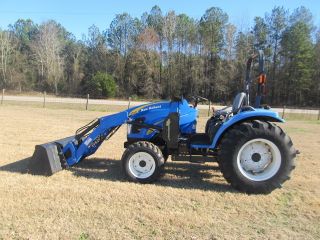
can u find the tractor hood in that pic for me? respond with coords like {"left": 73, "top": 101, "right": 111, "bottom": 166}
{"left": 127, "top": 101, "right": 171, "bottom": 118}
{"left": 126, "top": 99, "right": 198, "bottom": 138}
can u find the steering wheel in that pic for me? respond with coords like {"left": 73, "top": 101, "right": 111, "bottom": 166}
{"left": 189, "top": 95, "right": 208, "bottom": 107}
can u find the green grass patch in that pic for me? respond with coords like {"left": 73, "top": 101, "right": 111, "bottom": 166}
{"left": 282, "top": 112, "right": 319, "bottom": 121}
{"left": 284, "top": 127, "right": 310, "bottom": 133}
{"left": 277, "top": 191, "right": 294, "bottom": 208}
{"left": 79, "top": 232, "right": 89, "bottom": 240}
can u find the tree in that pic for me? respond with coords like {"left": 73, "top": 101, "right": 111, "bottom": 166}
{"left": 221, "top": 24, "right": 237, "bottom": 101}
{"left": 123, "top": 50, "right": 157, "bottom": 98}
{"left": 85, "top": 72, "right": 117, "bottom": 98}
{"left": 200, "top": 7, "right": 228, "bottom": 55}
{"left": 107, "top": 14, "right": 139, "bottom": 95}
{"left": 137, "top": 27, "right": 159, "bottom": 51}
{"left": 82, "top": 25, "right": 108, "bottom": 81}
{"left": 313, "top": 30, "right": 320, "bottom": 107}
{"left": 147, "top": 6, "right": 164, "bottom": 91}
{"left": 0, "top": 6, "right": 318, "bottom": 107}
{"left": 63, "top": 38, "right": 85, "bottom": 94}
{"left": 253, "top": 17, "right": 268, "bottom": 51}
{"left": 265, "top": 6, "right": 288, "bottom": 104}
{"left": 163, "top": 11, "right": 176, "bottom": 96}
{"left": 290, "top": 6, "right": 313, "bottom": 27}
{"left": 281, "top": 21, "right": 314, "bottom": 105}
{"left": 233, "top": 31, "right": 254, "bottom": 98}
{"left": 224, "top": 24, "right": 236, "bottom": 61}
{"left": 175, "top": 14, "right": 197, "bottom": 95}
{"left": 107, "top": 13, "right": 137, "bottom": 56}
{"left": 9, "top": 19, "right": 37, "bottom": 54}
{"left": 9, "top": 19, "right": 38, "bottom": 91}
{"left": 0, "top": 30, "right": 15, "bottom": 88}
{"left": 199, "top": 7, "right": 228, "bottom": 100}
{"left": 32, "top": 21, "right": 65, "bottom": 94}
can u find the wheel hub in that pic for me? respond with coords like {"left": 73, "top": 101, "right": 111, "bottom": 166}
{"left": 237, "top": 138, "right": 282, "bottom": 181}
{"left": 128, "top": 152, "right": 156, "bottom": 179}
{"left": 139, "top": 160, "right": 146, "bottom": 167}
{"left": 251, "top": 153, "right": 261, "bottom": 162}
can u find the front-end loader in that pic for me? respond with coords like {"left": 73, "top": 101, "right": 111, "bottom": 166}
{"left": 28, "top": 50, "right": 297, "bottom": 194}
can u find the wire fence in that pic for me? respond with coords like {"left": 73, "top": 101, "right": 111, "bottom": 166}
{"left": 1, "top": 89, "right": 319, "bottom": 121}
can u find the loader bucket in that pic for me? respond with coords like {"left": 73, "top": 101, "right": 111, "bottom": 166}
{"left": 28, "top": 136, "right": 75, "bottom": 176}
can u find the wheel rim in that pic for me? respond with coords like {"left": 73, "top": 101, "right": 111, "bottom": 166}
{"left": 128, "top": 152, "right": 156, "bottom": 179}
{"left": 237, "top": 138, "right": 281, "bottom": 181}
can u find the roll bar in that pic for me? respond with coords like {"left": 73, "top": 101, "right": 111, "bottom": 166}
{"left": 244, "top": 50, "right": 266, "bottom": 107}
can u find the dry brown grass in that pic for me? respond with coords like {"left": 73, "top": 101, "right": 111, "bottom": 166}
{"left": 0, "top": 105, "right": 319, "bottom": 240}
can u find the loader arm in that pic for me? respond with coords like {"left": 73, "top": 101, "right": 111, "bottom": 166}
{"left": 62, "top": 111, "right": 129, "bottom": 166}
{"left": 28, "top": 102, "right": 169, "bottom": 176}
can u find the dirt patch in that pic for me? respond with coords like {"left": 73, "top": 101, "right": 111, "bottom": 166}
{"left": 0, "top": 105, "right": 319, "bottom": 239}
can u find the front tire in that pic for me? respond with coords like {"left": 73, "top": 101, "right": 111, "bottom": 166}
{"left": 218, "top": 120, "right": 296, "bottom": 194}
{"left": 121, "top": 141, "right": 165, "bottom": 183}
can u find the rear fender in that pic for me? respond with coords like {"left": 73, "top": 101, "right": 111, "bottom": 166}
{"left": 190, "top": 109, "right": 283, "bottom": 149}
{"left": 211, "top": 109, "right": 284, "bottom": 148}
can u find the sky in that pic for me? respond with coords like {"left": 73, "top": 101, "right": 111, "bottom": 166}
{"left": 1, "top": 0, "right": 319, "bottom": 39}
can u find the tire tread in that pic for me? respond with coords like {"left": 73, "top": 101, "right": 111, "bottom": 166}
{"left": 218, "top": 120, "right": 296, "bottom": 194}
{"left": 121, "top": 141, "right": 164, "bottom": 183}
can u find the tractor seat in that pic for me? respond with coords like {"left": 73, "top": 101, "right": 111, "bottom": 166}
{"left": 189, "top": 92, "right": 247, "bottom": 146}
{"left": 232, "top": 92, "right": 247, "bottom": 114}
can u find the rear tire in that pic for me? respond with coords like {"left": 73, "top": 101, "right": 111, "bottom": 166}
{"left": 121, "top": 141, "right": 165, "bottom": 183}
{"left": 218, "top": 120, "right": 296, "bottom": 194}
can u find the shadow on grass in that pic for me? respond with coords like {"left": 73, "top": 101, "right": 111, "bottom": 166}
{"left": 0, "top": 157, "right": 235, "bottom": 192}
{"left": 0, "top": 158, "right": 30, "bottom": 174}
{"left": 69, "top": 158, "right": 236, "bottom": 193}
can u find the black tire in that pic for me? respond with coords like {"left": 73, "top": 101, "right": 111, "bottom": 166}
{"left": 121, "top": 141, "right": 165, "bottom": 183}
{"left": 218, "top": 120, "right": 296, "bottom": 194}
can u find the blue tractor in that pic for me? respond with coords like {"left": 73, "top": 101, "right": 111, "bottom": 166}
{"left": 29, "top": 51, "right": 296, "bottom": 194}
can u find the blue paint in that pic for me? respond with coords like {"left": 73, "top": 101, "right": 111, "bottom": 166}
{"left": 190, "top": 108, "right": 283, "bottom": 149}
{"left": 62, "top": 97, "right": 283, "bottom": 166}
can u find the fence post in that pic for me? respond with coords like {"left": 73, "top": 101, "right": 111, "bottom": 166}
{"left": 208, "top": 101, "right": 211, "bottom": 117}
{"left": 1, "top": 89, "right": 4, "bottom": 105}
{"left": 282, "top": 105, "right": 286, "bottom": 118}
{"left": 128, "top": 97, "right": 131, "bottom": 109}
{"left": 43, "top": 91, "right": 46, "bottom": 108}
{"left": 318, "top": 109, "right": 320, "bottom": 121}
{"left": 86, "top": 94, "right": 89, "bottom": 110}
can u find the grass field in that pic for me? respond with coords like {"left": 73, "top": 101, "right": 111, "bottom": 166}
{"left": 0, "top": 104, "right": 319, "bottom": 239}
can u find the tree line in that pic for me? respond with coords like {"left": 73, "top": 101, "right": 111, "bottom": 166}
{"left": 0, "top": 5, "right": 319, "bottom": 106}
